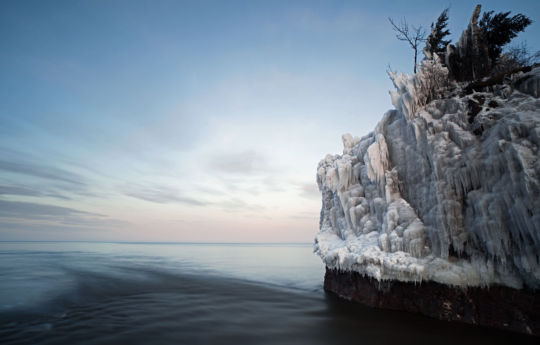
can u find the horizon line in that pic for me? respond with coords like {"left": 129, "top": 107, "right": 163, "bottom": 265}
{"left": 0, "top": 240, "right": 314, "bottom": 245}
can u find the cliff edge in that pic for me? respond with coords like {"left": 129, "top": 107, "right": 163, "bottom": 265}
{"left": 314, "top": 62, "right": 540, "bottom": 334}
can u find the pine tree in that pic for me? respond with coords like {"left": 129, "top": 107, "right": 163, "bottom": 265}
{"left": 425, "top": 8, "right": 451, "bottom": 60}
{"left": 479, "top": 11, "right": 532, "bottom": 62}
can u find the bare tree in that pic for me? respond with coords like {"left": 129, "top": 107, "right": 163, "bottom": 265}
{"left": 389, "top": 17, "right": 426, "bottom": 73}
{"left": 508, "top": 43, "right": 540, "bottom": 66}
{"left": 492, "top": 42, "right": 540, "bottom": 74}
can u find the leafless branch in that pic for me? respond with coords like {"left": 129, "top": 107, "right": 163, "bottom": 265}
{"left": 388, "top": 17, "right": 427, "bottom": 73}
{"left": 389, "top": 17, "right": 412, "bottom": 44}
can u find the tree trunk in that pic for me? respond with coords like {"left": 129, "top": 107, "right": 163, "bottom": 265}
{"left": 414, "top": 48, "right": 418, "bottom": 73}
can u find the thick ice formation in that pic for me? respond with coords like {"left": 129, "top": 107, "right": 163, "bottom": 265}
{"left": 315, "top": 66, "right": 540, "bottom": 289}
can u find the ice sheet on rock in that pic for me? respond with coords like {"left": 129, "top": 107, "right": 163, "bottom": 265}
{"left": 315, "top": 67, "right": 540, "bottom": 289}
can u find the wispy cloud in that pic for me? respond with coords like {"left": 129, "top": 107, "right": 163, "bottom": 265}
{"left": 206, "top": 150, "right": 271, "bottom": 175}
{"left": 119, "top": 182, "right": 264, "bottom": 214}
{"left": 121, "top": 184, "right": 208, "bottom": 206}
{"left": 195, "top": 185, "right": 226, "bottom": 196}
{"left": 0, "top": 159, "right": 87, "bottom": 187}
{"left": 0, "top": 199, "right": 102, "bottom": 219}
{"left": 0, "top": 184, "right": 71, "bottom": 200}
{"left": 217, "top": 176, "right": 262, "bottom": 195}
{"left": 0, "top": 185, "right": 44, "bottom": 197}
{"left": 0, "top": 147, "right": 95, "bottom": 200}
{"left": 297, "top": 182, "right": 320, "bottom": 199}
{"left": 219, "top": 197, "right": 264, "bottom": 212}
{"left": 0, "top": 200, "right": 129, "bottom": 232}
{"left": 0, "top": 220, "right": 127, "bottom": 235}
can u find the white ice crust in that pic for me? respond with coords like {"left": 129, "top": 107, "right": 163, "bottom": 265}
{"left": 315, "top": 66, "right": 540, "bottom": 289}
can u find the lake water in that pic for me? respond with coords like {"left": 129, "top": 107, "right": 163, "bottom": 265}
{"left": 0, "top": 242, "right": 536, "bottom": 344}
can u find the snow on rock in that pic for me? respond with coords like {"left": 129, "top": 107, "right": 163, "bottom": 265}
{"left": 315, "top": 66, "right": 540, "bottom": 289}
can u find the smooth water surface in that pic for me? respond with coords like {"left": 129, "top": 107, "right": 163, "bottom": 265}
{"left": 0, "top": 242, "right": 535, "bottom": 345}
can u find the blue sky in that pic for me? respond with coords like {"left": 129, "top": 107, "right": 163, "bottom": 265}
{"left": 1, "top": 0, "right": 539, "bottom": 242}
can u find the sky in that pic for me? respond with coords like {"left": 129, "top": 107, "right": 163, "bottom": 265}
{"left": 1, "top": 0, "right": 539, "bottom": 242}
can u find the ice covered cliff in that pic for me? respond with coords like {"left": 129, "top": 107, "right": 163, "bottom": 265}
{"left": 314, "top": 65, "right": 540, "bottom": 289}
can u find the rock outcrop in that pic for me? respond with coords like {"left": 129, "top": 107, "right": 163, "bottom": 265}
{"left": 314, "top": 65, "right": 540, "bottom": 334}
{"left": 324, "top": 268, "right": 540, "bottom": 335}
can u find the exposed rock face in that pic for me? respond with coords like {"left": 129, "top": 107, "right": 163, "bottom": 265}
{"left": 324, "top": 268, "right": 540, "bottom": 335}
{"left": 314, "top": 66, "right": 540, "bottom": 334}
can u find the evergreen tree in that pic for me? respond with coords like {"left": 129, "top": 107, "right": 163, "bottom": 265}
{"left": 479, "top": 11, "right": 532, "bottom": 62}
{"left": 425, "top": 8, "right": 451, "bottom": 59}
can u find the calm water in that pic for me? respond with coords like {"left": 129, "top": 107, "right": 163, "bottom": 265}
{"left": 0, "top": 242, "right": 535, "bottom": 344}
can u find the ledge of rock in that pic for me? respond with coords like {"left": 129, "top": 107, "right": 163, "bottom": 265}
{"left": 324, "top": 267, "right": 540, "bottom": 335}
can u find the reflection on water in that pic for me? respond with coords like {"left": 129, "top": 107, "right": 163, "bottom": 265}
{"left": 0, "top": 242, "right": 536, "bottom": 345}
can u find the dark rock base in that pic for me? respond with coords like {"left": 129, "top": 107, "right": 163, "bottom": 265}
{"left": 324, "top": 267, "right": 540, "bottom": 336}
